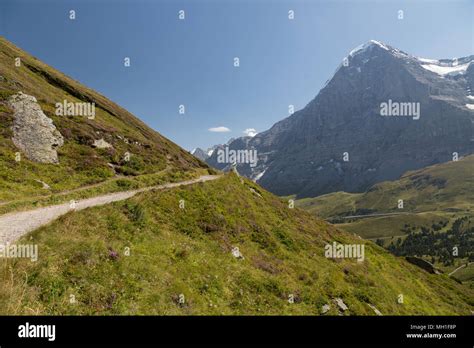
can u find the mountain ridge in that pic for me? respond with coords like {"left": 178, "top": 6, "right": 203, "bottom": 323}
{"left": 205, "top": 40, "right": 474, "bottom": 198}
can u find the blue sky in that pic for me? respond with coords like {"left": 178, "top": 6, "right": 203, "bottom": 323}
{"left": 1, "top": 0, "right": 473, "bottom": 150}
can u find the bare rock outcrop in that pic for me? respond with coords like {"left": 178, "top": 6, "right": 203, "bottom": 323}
{"left": 92, "top": 138, "right": 112, "bottom": 149}
{"left": 405, "top": 256, "right": 441, "bottom": 274}
{"left": 368, "top": 303, "right": 382, "bottom": 316}
{"left": 333, "top": 298, "right": 348, "bottom": 311}
{"left": 8, "top": 92, "right": 64, "bottom": 163}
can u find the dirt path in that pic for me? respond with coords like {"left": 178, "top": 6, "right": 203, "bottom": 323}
{"left": 338, "top": 212, "right": 413, "bottom": 219}
{"left": 0, "top": 175, "right": 221, "bottom": 244}
{"left": 448, "top": 262, "right": 474, "bottom": 276}
{"left": 0, "top": 167, "right": 173, "bottom": 207}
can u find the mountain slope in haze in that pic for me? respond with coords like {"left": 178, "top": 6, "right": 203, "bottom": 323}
{"left": 190, "top": 147, "right": 210, "bottom": 162}
{"left": 0, "top": 36, "right": 209, "bottom": 203}
{"left": 0, "top": 174, "right": 472, "bottom": 315}
{"left": 207, "top": 40, "right": 474, "bottom": 198}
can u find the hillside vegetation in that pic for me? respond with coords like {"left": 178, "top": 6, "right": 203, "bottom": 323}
{"left": 296, "top": 155, "right": 473, "bottom": 219}
{"left": 0, "top": 36, "right": 471, "bottom": 316}
{"left": 0, "top": 36, "right": 209, "bottom": 204}
{"left": 296, "top": 156, "right": 474, "bottom": 285}
{"left": 0, "top": 174, "right": 471, "bottom": 315}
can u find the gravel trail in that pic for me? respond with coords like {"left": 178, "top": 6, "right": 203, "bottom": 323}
{"left": 0, "top": 175, "right": 220, "bottom": 244}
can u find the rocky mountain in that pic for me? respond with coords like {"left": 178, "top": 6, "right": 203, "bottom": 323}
{"left": 205, "top": 136, "right": 254, "bottom": 172}
{"left": 206, "top": 40, "right": 474, "bottom": 198}
{"left": 190, "top": 147, "right": 210, "bottom": 161}
{"left": 192, "top": 136, "right": 253, "bottom": 170}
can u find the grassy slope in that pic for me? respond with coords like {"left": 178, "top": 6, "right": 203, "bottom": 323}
{"left": 335, "top": 212, "right": 450, "bottom": 240}
{"left": 452, "top": 264, "right": 474, "bottom": 286}
{"left": 0, "top": 174, "right": 471, "bottom": 315}
{"left": 0, "top": 36, "right": 209, "bottom": 203}
{"left": 296, "top": 157, "right": 474, "bottom": 283}
{"left": 297, "top": 155, "right": 474, "bottom": 218}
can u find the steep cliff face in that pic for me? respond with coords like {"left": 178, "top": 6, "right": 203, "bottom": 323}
{"left": 207, "top": 41, "right": 474, "bottom": 198}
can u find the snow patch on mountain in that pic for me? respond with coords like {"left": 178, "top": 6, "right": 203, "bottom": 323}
{"left": 418, "top": 57, "right": 439, "bottom": 64}
{"left": 243, "top": 128, "right": 258, "bottom": 137}
{"left": 420, "top": 62, "right": 470, "bottom": 76}
{"left": 253, "top": 169, "right": 267, "bottom": 182}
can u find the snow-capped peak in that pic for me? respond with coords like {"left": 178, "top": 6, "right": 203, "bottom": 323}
{"left": 323, "top": 40, "right": 402, "bottom": 88}
{"left": 349, "top": 40, "right": 390, "bottom": 56}
{"left": 349, "top": 40, "right": 412, "bottom": 60}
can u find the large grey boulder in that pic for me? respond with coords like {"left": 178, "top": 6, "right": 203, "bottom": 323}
{"left": 8, "top": 92, "right": 64, "bottom": 163}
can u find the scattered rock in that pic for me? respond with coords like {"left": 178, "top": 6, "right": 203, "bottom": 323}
{"left": 92, "top": 138, "right": 113, "bottom": 149}
{"left": 368, "top": 304, "right": 382, "bottom": 316}
{"left": 8, "top": 92, "right": 64, "bottom": 163}
{"left": 333, "top": 298, "right": 348, "bottom": 311}
{"left": 249, "top": 187, "right": 262, "bottom": 198}
{"left": 321, "top": 304, "right": 331, "bottom": 314}
{"left": 107, "top": 163, "right": 118, "bottom": 174}
{"left": 34, "top": 179, "right": 50, "bottom": 190}
{"left": 231, "top": 247, "right": 244, "bottom": 260}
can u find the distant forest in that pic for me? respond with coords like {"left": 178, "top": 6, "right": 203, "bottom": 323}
{"left": 378, "top": 217, "right": 474, "bottom": 266}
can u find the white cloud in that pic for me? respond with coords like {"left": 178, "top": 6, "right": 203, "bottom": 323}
{"left": 208, "top": 126, "right": 231, "bottom": 133}
{"left": 243, "top": 128, "right": 257, "bottom": 137}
